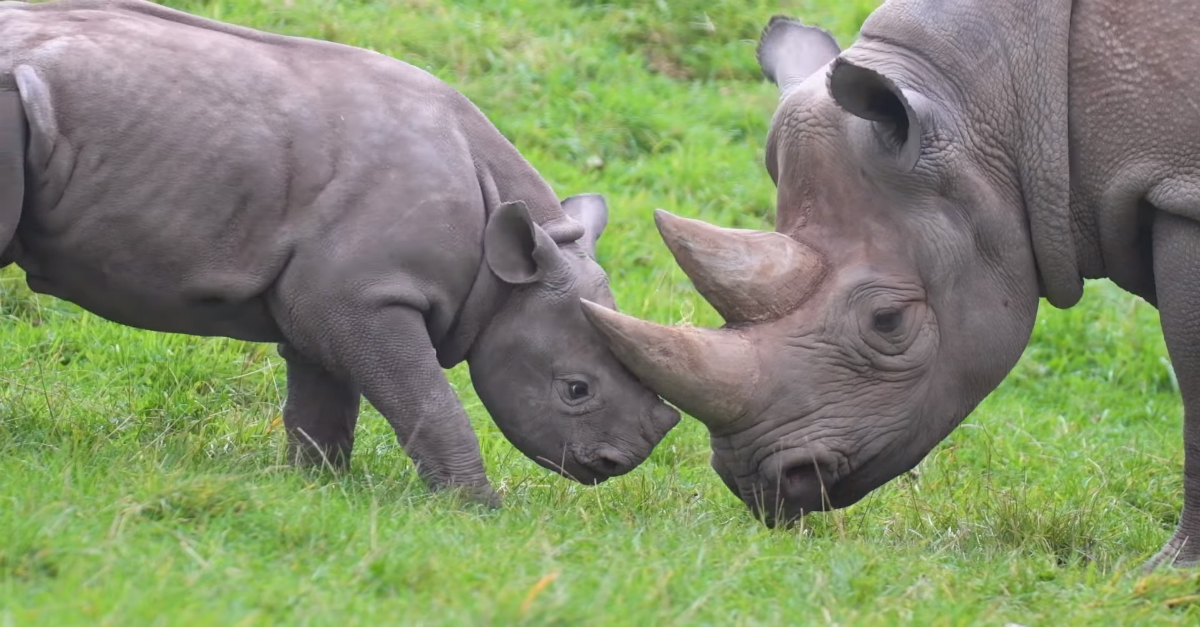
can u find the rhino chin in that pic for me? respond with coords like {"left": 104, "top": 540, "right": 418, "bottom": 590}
{"left": 537, "top": 445, "right": 640, "bottom": 485}
{"left": 531, "top": 454, "right": 609, "bottom": 485}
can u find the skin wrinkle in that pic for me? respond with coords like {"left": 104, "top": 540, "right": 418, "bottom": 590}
{"left": 771, "top": 100, "right": 842, "bottom": 234}
{"left": 726, "top": 372, "right": 918, "bottom": 477}
{"left": 858, "top": 26, "right": 1024, "bottom": 219}
{"left": 857, "top": 16, "right": 1003, "bottom": 105}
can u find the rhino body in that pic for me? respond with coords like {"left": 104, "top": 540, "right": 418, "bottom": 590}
{"left": 0, "top": 0, "right": 679, "bottom": 505}
{"left": 583, "top": 0, "right": 1200, "bottom": 567}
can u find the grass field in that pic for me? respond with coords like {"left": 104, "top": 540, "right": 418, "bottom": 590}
{"left": 2, "top": 0, "right": 1199, "bottom": 624}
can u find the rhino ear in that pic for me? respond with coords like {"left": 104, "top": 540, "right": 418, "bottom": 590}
{"left": 484, "top": 200, "right": 562, "bottom": 285}
{"left": 560, "top": 193, "right": 608, "bottom": 257}
{"left": 756, "top": 16, "right": 841, "bottom": 97}
{"left": 828, "top": 58, "right": 923, "bottom": 171}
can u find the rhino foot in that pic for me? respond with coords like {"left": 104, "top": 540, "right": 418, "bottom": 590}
{"left": 432, "top": 481, "right": 503, "bottom": 510}
{"left": 1143, "top": 531, "right": 1200, "bottom": 571}
{"left": 287, "top": 439, "right": 353, "bottom": 472}
{"left": 277, "top": 343, "right": 360, "bottom": 472}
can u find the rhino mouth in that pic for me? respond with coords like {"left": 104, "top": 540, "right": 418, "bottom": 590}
{"left": 533, "top": 446, "right": 637, "bottom": 485}
{"left": 744, "top": 449, "right": 851, "bottom": 527}
{"left": 750, "top": 457, "right": 916, "bottom": 527}
{"left": 751, "top": 482, "right": 845, "bottom": 528}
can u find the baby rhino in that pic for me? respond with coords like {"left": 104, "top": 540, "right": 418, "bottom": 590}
{"left": 0, "top": 0, "right": 680, "bottom": 506}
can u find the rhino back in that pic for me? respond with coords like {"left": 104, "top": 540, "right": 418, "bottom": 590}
{"left": 0, "top": 1, "right": 491, "bottom": 342}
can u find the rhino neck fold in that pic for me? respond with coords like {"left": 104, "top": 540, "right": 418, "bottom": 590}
{"left": 849, "top": 0, "right": 1083, "bottom": 308}
{"left": 435, "top": 257, "right": 510, "bottom": 369}
{"left": 434, "top": 109, "right": 581, "bottom": 368}
{"left": 999, "top": 0, "right": 1084, "bottom": 309}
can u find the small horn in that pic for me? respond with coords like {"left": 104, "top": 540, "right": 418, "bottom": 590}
{"left": 654, "top": 210, "right": 826, "bottom": 324}
{"left": 581, "top": 299, "right": 758, "bottom": 428}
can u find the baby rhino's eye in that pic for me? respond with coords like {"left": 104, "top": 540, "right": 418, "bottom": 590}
{"left": 567, "top": 381, "right": 590, "bottom": 400}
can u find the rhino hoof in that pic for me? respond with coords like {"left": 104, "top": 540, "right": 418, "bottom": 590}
{"left": 1143, "top": 533, "right": 1200, "bottom": 571}
{"left": 433, "top": 482, "right": 503, "bottom": 510}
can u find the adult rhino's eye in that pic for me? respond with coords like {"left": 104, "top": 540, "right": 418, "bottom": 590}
{"left": 873, "top": 309, "right": 902, "bottom": 334}
{"left": 567, "top": 381, "right": 590, "bottom": 400}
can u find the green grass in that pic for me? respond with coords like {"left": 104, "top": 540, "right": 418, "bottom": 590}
{"left": 2, "top": 0, "right": 1198, "bottom": 624}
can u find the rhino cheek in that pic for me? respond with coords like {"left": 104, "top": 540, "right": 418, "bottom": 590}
{"left": 710, "top": 452, "right": 740, "bottom": 498}
{"left": 468, "top": 356, "right": 565, "bottom": 459}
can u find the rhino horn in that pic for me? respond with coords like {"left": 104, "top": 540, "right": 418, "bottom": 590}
{"left": 580, "top": 299, "right": 758, "bottom": 429}
{"left": 653, "top": 209, "right": 827, "bottom": 324}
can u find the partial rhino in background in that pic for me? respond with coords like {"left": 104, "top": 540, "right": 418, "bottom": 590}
{"left": 0, "top": 0, "right": 679, "bottom": 506}
{"left": 582, "top": 0, "right": 1200, "bottom": 568}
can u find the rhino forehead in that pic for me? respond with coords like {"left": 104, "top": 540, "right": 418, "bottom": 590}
{"left": 771, "top": 91, "right": 845, "bottom": 150}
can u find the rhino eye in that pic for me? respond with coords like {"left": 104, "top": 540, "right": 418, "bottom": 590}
{"left": 873, "top": 309, "right": 902, "bottom": 334}
{"left": 567, "top": 381, "right": 590, "bottom": 400}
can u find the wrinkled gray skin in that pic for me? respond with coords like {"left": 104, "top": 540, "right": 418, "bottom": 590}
{"left": 0, "top": 0, "right": 679, "bottom": 506}
{"left": 582, "top": 0, "right": 1200, "bottom": 568}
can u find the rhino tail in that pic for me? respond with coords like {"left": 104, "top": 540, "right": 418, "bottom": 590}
{"left": 0, "top": 86, "right": 26, "bottom": 267}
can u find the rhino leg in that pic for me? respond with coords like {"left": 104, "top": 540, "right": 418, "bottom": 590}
{"left": 277, "top": 343, "right": 360, "bottom": 470}
{"left": 0, "top": 89, "right": 25, "bottom": 263}
{"left": 347, "top": 308, "right": 498, "bottom": 507}
{"left": 1146, "top": 210, "right": 1200, "bottom": 570}
{"left": 275, "top": 287, "right": 499, "bottom": 508}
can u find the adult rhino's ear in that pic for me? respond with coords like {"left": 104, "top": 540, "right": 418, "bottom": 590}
{"left": 484, "top": 200, "right": 562, "bottom": 285}
{"left": 757, "top": 15, "right": 842, "bottom": 98}
{"left": 828, "top": 58, "right": 923, "bottom": 171}
{"left": 560, "top": 193, "right": 608, "bottom": 258}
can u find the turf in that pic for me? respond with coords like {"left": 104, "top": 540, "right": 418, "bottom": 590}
{"left": 2, "top": 0, "right": 1198, "bottom": 624}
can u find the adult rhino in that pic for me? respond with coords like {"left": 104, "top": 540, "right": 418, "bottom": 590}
{"left": 0, "top": 0, "right": 680, "bottom": 506}
{"left": 582, "top": 0, "right": 1200, "bottom": 567}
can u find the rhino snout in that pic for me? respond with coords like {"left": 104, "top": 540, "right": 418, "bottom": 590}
{"left": 573, "top": 404, "right": 678, "bottom": 483}
{"left": 754, "top": 449, "right": 841, "bottom": 526}
{"left": 573, "top": 445, "right": 634, "bottom": 483}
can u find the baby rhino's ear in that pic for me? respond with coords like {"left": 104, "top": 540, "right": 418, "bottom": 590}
{"left": 560, "top": 193, "right": 609, "bottom": 258}
{"left": 484, "top": 200, "right": 563, "bottom": 285}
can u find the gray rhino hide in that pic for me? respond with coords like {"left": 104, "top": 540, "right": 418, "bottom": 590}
{"left": 581, "top": 0, "right": 1200, "bottom": 569}
{"left": 0, "top": 0, "right": 680, "bottom": 506}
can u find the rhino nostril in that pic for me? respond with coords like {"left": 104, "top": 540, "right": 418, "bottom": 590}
{"left": 777, "top": 460, "right": 833, "bottom": 513}
{"left": 596, "top": 454, "right": 621, "bottom": 474}
{"left": 582, "top": 446, "right": 629, "bottom": 478}
{"left": 784, "top": 463, "right": 818, "bottom": 487}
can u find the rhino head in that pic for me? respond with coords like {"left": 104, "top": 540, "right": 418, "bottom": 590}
{"left": 581, "top": 17, "right": 1051, "bottom": 524}
{"left": 468, "top": 193, "right": 681, "bottom": 485}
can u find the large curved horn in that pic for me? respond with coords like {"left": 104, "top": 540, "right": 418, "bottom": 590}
{"left": 654, "top": 210, "right": 827, "bottom": 324}
{"left": 580, "top": 300, "right": 758, "bottom": 429}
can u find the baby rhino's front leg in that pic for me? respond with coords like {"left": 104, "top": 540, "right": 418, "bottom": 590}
{"left": 291, "top": 305, "right": 499, "bottom": 508}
